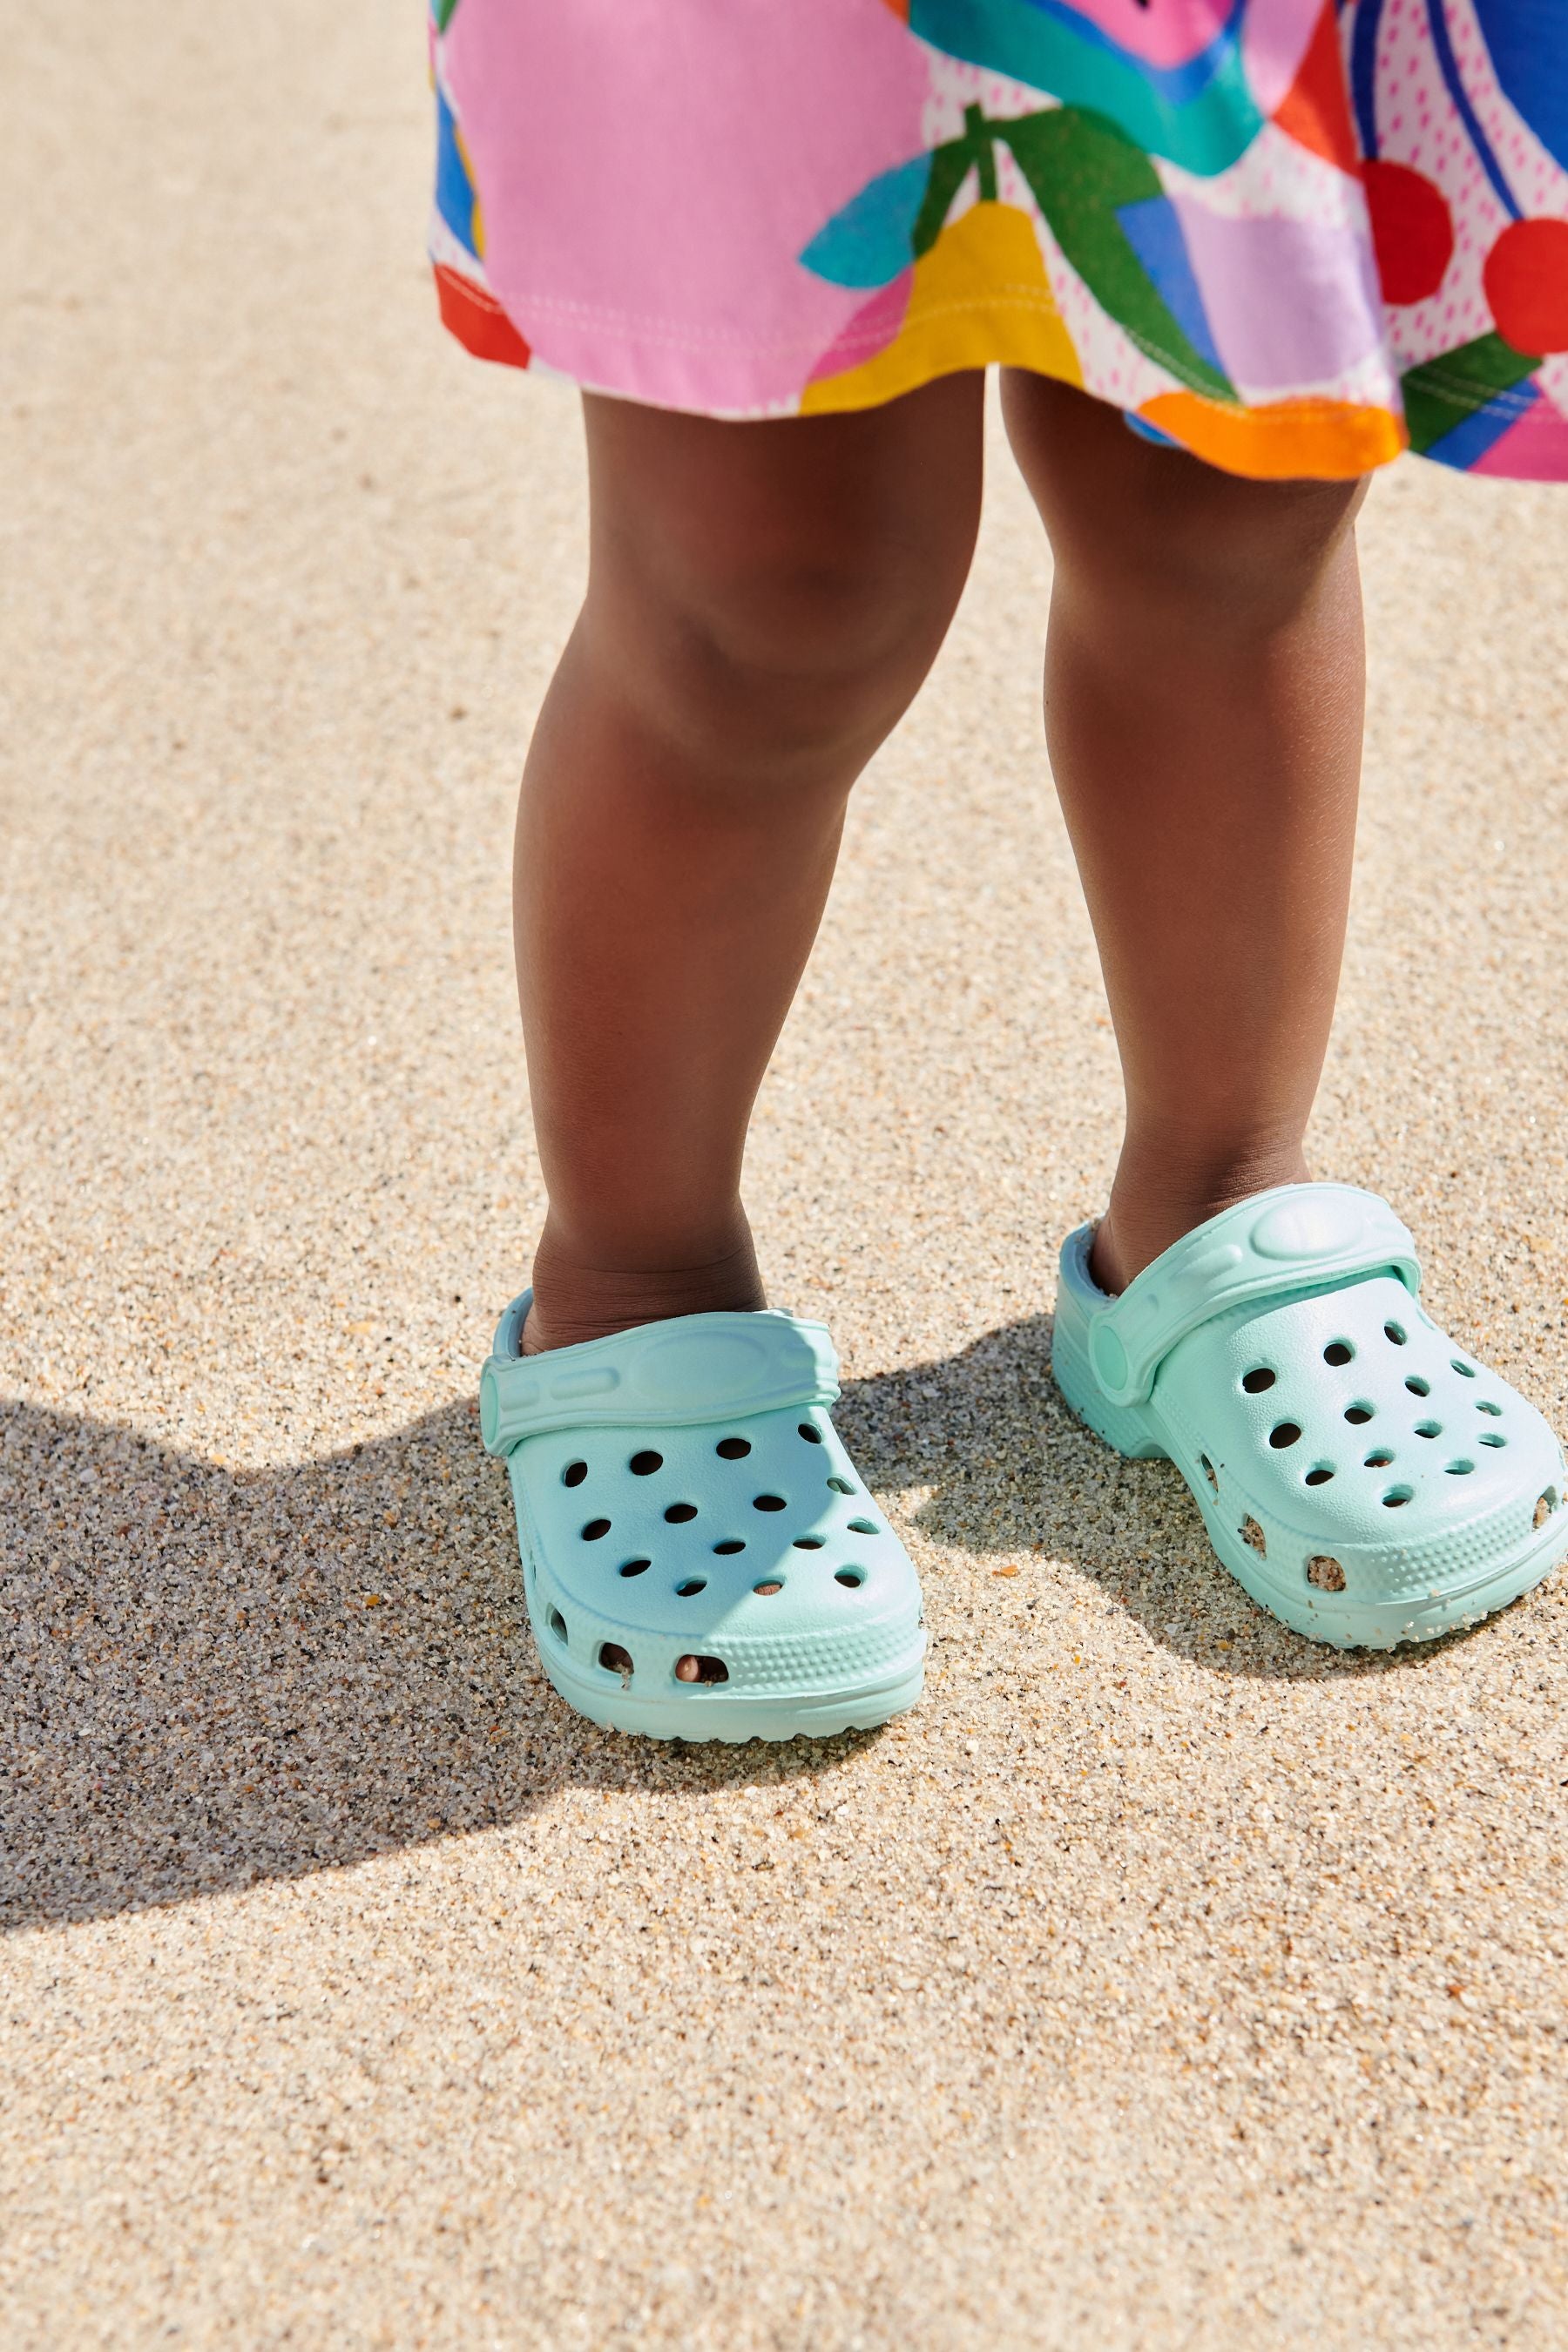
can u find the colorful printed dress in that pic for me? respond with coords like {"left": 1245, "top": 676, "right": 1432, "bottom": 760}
{"left": 429, "top": 2, "right": 1568, "bottom": 482}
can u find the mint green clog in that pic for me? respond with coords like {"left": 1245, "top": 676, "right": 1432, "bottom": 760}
{"left": 479, "top": 1296, "right": 926, "bottom": 1740}
{"left": 1052, "top": 1184, "right": 1568, "bottom": 1648}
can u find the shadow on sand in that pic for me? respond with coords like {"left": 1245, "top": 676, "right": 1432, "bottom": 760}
{"left": 3, "top": 1317, "right": 1466, "bottom": 1932}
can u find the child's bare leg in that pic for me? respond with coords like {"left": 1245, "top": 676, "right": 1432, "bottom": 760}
{"left": 517, "top": 378, "right": 984, "bottom": 1353}
{"left": 1002, "top": 374, "right": 1369, "bottom": 1294}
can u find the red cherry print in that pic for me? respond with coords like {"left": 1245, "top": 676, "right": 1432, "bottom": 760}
{"left": 1362, "top": 160, "right": 1454, "bottom": 306}
{"left": 1484, "top": 217, "right": 1568, "bottom": 355}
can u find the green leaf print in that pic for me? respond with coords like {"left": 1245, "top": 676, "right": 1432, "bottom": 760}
{"left": 911, "top": 138, "right": 981, "bottom": 262}
{"left": 1003, "top": 108, "right": 1238, "bottom": 405}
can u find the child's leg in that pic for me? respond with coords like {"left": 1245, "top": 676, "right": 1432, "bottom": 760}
{"left": 517, "top": 377, "right": 985, "bottom": 1353}
{"left": 1001, "top": 373, "right": 1369, "bottom": 1294}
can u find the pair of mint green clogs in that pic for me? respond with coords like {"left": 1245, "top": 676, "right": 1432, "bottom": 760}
{"left": 477, "top": 1186, "right": 1568, "bottom": 1743}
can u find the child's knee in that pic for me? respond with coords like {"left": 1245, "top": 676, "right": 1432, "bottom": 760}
{"left": 1125, "top": 470, "right": 1367, "bottom": 622}
{"left": 1004, "top": 370, "right": 1366, "bottom": 632}
{"left": 581, "top": 390, "right": 980, "bottom": 772}
{"left": 594, "top": 523, "right": 964, "bottom": 769}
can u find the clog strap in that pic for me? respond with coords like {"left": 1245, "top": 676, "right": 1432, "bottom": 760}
{"left": 1085, "top": 1184, "right": 1421, "bottom": 1410}
{"left": 478, "top": 1296, "right": 841, "bottom": 1457}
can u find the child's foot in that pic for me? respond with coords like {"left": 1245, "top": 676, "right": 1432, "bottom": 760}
{"left": 1054, "top": 1181, "right": 1568, "bottom": 1649}
{"left": 481, "top": 1290, "right": 926, "bottom": 1740}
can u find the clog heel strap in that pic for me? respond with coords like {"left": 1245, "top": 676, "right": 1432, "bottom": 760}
{"left": 481, "top": 1296, "right": 840, "bottom": 1452}
{"left": 1078, "top": 1184, "right": 1421, "bottom": 1410}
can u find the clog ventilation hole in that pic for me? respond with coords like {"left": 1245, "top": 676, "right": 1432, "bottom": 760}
{"left": 543, "top": 1421, "right": 878, "bottom": 1686}
{"left": 1209, "top": 1315, "right": 1535, "bottom": 1598}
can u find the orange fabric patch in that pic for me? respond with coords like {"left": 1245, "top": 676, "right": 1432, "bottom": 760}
{"left": 1139, "top": 390, "right": 1406, "bottom": 480}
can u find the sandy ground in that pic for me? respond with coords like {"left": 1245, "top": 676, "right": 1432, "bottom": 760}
{"left": 5, "top": 3, "right": 1568, "bottom": 2346}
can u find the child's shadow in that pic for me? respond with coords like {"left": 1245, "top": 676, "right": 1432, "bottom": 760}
{"left": 3, "top": 1389, "right": 868, "bottom": 1936}
{"left": 0, "top": 1321, "right": 1452, "bottom": 1933}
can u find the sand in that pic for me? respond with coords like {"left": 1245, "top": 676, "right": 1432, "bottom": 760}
{"left": 3, "top": 3, "right": 1568, "bottom": 2344}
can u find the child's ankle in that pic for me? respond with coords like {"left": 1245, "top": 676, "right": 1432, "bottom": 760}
{"left": 1091, "top": 1149, "right": 1312, "bottom": 1296}
{"left": 521, "top": 1233, "right": 767, "bottom": 1355}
